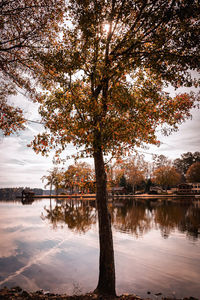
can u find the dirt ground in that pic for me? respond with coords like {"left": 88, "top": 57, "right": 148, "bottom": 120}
{"left": 0, "top": 287, "right": 198, "bottom": 300}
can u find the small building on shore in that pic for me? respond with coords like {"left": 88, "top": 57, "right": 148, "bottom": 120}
{"left": 177, "top": 183, "right": 200, "bottom": 194}
{"left": 109, "top": 186, "right": 127, "bottom": 196}
{"left": 177, "top": 183, "right": 192, "bottom": 194}
{"left": 190, "top": 183, "right": 200, "bottom": 194}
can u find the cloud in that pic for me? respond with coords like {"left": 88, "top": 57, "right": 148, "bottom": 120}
{"left": 0, "top": 92, "right": 78, "bottom": 187}
{"left": 0, "top": 126, "right": 78, "bottom": 188}
{"left": 0, "top": 133, "right": 55, "bottom": 187}
{"left": 0, "top": 86, "right": 199, "bottom": 187}
{"left": 142, "top": 107, "right": 200, "bottom": 160}
{"left": 0, "top": 238, "right": 68, "bottom": 286}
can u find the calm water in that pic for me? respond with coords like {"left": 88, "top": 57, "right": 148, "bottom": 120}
{"left": 0, "top": 198, "right": 200, "bottom": 299}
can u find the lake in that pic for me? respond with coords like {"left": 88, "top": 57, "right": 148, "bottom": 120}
{"left": 0, "top": 197, "right": 200, "bottom": 299}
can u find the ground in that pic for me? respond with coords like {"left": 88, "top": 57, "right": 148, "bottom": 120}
{"left": 0, "top": 287, "right": 198, "bottom": 300}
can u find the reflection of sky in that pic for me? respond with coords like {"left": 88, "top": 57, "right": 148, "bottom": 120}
{"left": 114, "top": 229, "right": 200, "bottom": 298}
{"left": 0, "top": 199, "right": 200, "bottom": 298}
{"left": 0, "top": 200, "right": 99, "bottom": 294}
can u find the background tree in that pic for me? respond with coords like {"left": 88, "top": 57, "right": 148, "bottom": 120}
{"left": 145, "top": 178, "right": 153, "bottom": 193}
{"left": 30, "top": 1, "right": 199, "bottom": 296}
{"left": 112, "top": 155, "right": 148, "bottom": 193}
{"left": 62, "top": 165, "right": 77, "bottom": 194}
{"left": 152, "top": 154, "right": 171, "bottom": 169}
{"left": 173, "top": 152, "right": 200, "bottom": 180}
{"left": 114, "top": 166, "right": 126, "bottom": 185}
{"left": 186, "top": 162, "right": 200, "bottom": 183}
{"left": 152, "top": 166, "right": 181, "bottom": 191}
{"left": 0, "top": 0, "right": 64, "bottom": 135}
{"left": 42, "top": 167, "right": 63, "bottom": 195}
{"left": 63, "top": 162, "right": 94, "bottom": 194}
{"left": 119, "top": 174, "right": 127, "bottom": 188}
{"left": 125, "top": 156, "right": 147, "bottom": 193}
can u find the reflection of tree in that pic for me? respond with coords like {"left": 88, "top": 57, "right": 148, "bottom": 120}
{"left": 179, "top": 206, "right": 200, "bottom": 240}
{"left": 41, "top": 199, "right": 200, "bottom": 240}
{"left": 112, "top": 201, "right": 152, "bottom": 237}
{"left": 41, "top": 200, "right": 97, "bottom": 233}
{"left": 111, "top": 200, "right": 200, "bottom": 241}
{"left": 154, "top": 203, "right": 188, "bottom": 238}
{"left": 154, "top": 203, "right": 200, "bottom": 240}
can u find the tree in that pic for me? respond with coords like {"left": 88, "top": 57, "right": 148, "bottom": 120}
{"left": 110, "top": 155, "right": 149, "bottom": 193}
{"left": 30, "top": 1, "right": 199, "bottom": 296}
{"left": 119, "top": 174, "right": 127, "bottom": 188}
{"left": 153, "top": 154, "right": 170, "bottom": 169}
{"left": 0, "top": 0, "right": 64, "bottom": 135}
{"left": 125, "top": 156, "right": 147, "bottom": 193}
{"left": 63, "top": 162, "right": 94, "bottom": 193}
{"left": 145, "top": 178, "right": 153, "bottom": 193}
{"left": 42, "top": 167, "right": 63, "bottom": 195}
{"left": 186, "top": 162, "right": 200, "bottom": 183}
{"left": 114, "top": 165, "right": 126, "bottom": 186}
{"left": 173, "top": 152, "right": 200, "bottom": 179}
{"left": 153, "top": 166, "right": 181, "bottom": 191}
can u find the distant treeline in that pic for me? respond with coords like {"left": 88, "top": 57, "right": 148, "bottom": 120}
{"left": 0, "top": 188, "right": 47, "bottom": 200}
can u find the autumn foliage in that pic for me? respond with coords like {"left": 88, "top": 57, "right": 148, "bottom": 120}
{"left": 153, "top": 166, "right": 181, "bottom": 190}
{"left": 0, "top": 0, "right": 64, "bottom": 135}
{"left": 3, "top": 0, "right": 200, "bottom": 296}
{"left": 29, "top": 1, "right": 200, "bottom": 295}
{"left": 186, "top": 162, "right": 200, "bottom": 183}
{"left": 0, "top": 100, "right": 25, "bottom": 135}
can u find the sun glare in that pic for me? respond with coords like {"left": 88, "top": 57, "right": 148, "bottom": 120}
{"left": 104, "top": 23, "right": 110, "bottom": 33}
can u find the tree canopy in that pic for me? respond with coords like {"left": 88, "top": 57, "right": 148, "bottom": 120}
{"left": 0, "top": 0, "right": 64, "bottom": 135}
{"left": 152, "top": 165, "right": 181, "bottom": 190}
{"left": 173, "top": 151, "right": 200, "bottom": 178}
{"left": 23, "top": 0, "right": 200, "bottom": 296}
{"left": 114, "top": 156, "right": 147, "bottom": 192}
{"left": 186, "top": 162, "right": 200, "bottom": 182}
{"left": 42, "top": 167, "right": 63, "bottom": 194}
{"left": 63, "top": 162, "right": 95, "bottom": 193}
{"left": 31, "top": 0, "right": 199, "bottom": 159}
{"left": 153, "top": 154, "right": 171, "bottom": 169}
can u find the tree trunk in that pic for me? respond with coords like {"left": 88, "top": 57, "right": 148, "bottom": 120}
{"left": 93, "top": 147, "right": 116, "bottom": 296}
{"left": 50, "top": 182, "right": 52, "bottom": 197}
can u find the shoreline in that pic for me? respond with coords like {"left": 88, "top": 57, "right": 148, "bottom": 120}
{"left": 16, "top": 193, "right": 200, "bottom": 199}
{"left": 0, "top": 287, "right": 198, "bottom": 300}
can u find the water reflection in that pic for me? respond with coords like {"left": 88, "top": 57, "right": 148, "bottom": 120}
{"left": 21, "top": 199, "right": 34, "bottom": 205}
{"left": 0, "top": 198, "right": 200, "bottom": 298}
{"left": 41, "top": 198, "right": 200, "bottom": 241}
{"left": 115, "top": 200, "right": 200, "bottom": 240}
{"left": 154, "top": 202, "right": 200, "bottom": 240}
{"left": 111, "top": 201, "right": 152, "bottom": 237}
{"left": 41, "top": 199, "right": 97, "bottom": 233}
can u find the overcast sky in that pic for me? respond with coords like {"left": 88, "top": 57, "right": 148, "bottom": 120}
{"left": 0, "top": 85, "right": 199, "bottom": 189}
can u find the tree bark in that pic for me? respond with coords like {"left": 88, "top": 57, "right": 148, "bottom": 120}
{"left": 93, "top": 146, "right": 116, "bottom": 296}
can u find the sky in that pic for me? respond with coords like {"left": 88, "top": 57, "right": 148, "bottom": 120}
{"left": 0, "top": 85, "right": 199, "bottom": 189}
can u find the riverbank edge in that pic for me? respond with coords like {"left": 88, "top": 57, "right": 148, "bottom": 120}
{"left": 0, "top": 287, "right": 198, "bottom": 300}
{"left": 16, "top": 194, "right": 199, "bottom": 199}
